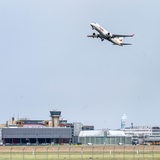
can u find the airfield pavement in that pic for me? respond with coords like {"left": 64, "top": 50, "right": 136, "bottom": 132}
{"left": 0, "top": 145, "right": 160, "bottom": 153}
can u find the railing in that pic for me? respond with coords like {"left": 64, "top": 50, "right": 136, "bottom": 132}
{"left": 0, "top": 145, "right": 160, "bottom": 160}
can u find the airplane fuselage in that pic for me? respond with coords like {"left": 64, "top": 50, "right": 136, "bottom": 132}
{"left": 90, "top": 23, "right": 122, "bottom": 46}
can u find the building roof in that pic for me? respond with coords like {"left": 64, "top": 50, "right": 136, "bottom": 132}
{"left": 108, "top": 130, "right": 125, "bottom": 136}
{"left": 79, "top": 130, "right": 105, "bottom": 137}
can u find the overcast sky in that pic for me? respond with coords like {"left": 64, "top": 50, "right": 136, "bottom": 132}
{"left": 0, "top": 0, "right": 160, "bottom": 129}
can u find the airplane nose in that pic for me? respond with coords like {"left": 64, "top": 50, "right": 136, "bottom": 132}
{"left": 90, "top": 23, "right": 94, "bottom": 27}
{"left": 90, "top": 23, "right": 96, "bottom": 30}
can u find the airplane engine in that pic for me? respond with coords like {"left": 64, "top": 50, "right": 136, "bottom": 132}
{"left": 107, "top": 32, "right": 112, "bottom": 37}
{"left": 92, "top": 33, "right": 99, "bottom": 38}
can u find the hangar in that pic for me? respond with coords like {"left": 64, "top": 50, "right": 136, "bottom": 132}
{"left": 79, "top": 130, "right": 132, "bottom": 145}
{"left": 2, "top": 127, "right": 72, "bottom": 145}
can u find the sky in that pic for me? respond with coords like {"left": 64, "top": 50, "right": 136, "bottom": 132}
{"left": 0, "top": 0, "right": 160, "bottom": 129}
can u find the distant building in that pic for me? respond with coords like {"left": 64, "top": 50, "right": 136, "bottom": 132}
{"left": 82, "top": 125, "right": 94, "bottom": 130}
{"left": 2, "top": 127, "right": 72, "bottom": 145}
{"left": 79, "top": 129, "right": 132, "bottom": 145}
{"left": 122, "top": 126, "right": 152, "bottom": 144}
{"left": 121, "top": 114, "right": 127, "bottom": 129}
{"left": 144, "top": 127, "right": 160, "bottom": 145}
{"left": 73, "top": 122, "right": 83, "bottom": 136}
{"left": 16, "top": 120, "right": 48, "bottom": 128}
{"left": 152, "top": 126, "right": 160, "bottom": 136}
{"left": 79, "top": 130, "right": 106, "bottom": 144}
{"left": 0, "top": 110, "right": 94, "bottom": 145}
{"left": 123, "top": 126, "right": 152, "bottom": 137}
{"left": 72, "top": 122, "right": 83, "bottom": 144}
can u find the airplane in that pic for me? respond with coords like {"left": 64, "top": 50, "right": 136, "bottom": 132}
{"left": 87, "top": 22, "right": 134, "bottom": 46}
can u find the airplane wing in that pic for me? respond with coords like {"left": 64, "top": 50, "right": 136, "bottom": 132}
{"left": 112, "top": 34, "right": 134, "bottom": 38}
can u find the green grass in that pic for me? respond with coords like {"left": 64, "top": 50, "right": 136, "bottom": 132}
{"left": 1, "top": 145, "right": 160, "bottom": 160}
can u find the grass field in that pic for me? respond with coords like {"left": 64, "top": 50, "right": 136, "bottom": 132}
{"left": 0, "top": 145, "right": 160, "bottom": 160}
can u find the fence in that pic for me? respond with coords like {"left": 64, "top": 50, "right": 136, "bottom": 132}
{"left": 0, "top": 145, "right": 160, "bottom": 160}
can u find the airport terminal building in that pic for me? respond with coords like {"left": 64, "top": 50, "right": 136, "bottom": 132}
{"left": 1, "top": 110, "right": 160, "bottom": 146}
{"left": 0, "top": 111, "right": 94, "bottom": 145}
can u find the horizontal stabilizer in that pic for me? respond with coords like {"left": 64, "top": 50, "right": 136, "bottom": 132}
{"left": 87, "top": 34, "right": 100, "bottom": 38}
{"left": 121, "top": 43, "right": 132, "bottom": 45}
{"left": 87, "top": 35, "right": 95, "bottom": 37}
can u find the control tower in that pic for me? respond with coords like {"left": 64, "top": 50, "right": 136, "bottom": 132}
{"left": 50, "top": 111, "right": 61, "bottom": 127}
